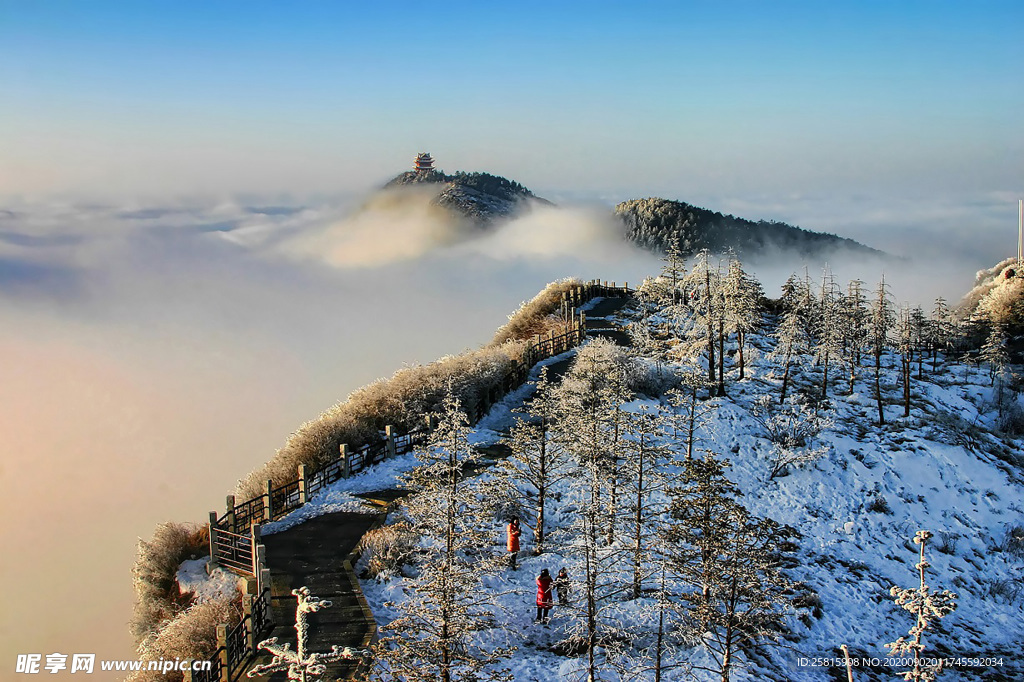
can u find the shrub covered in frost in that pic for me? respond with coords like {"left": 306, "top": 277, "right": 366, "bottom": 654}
{"left": 128, "top": 595, "right": 241, "bottom": 682}
{"left": 490, "top": 277, "right": 583, "bottom": 345}
{"left": 357, "top": 521, "right": 420, "bottom": 580}
{"left": 130, "top": 522, "right": 209, "bottom": 644}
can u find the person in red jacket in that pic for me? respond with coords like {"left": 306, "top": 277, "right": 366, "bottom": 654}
{"left": 536, "top": 568, "right": 553, "bottom": 623}
{"left": 506, "top": 517, "right": 521, "bottom": 570}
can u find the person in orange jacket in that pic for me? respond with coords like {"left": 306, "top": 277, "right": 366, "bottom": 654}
{"left": 536, "top": 568, "right": 553, "bottom": 623}
{"left": 506, "top": 517, "right": 522, "bottom": 570}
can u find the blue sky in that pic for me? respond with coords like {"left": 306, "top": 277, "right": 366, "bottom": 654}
{"left": 2, "top": 1, "right": 1021, "bottom": 200}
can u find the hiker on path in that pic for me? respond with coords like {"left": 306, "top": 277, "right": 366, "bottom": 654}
{"left": 554, "top": 567, "right": 569, "bottom": 606}
{"left": 536, "top": 569, "right": 553, "bottom": 623}
{"left": 506, "top": 517, "right": 522, "bottom": 570}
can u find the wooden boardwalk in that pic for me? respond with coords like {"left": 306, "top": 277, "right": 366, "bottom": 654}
{"left": 246, "top": 296, "right": 631, "bottom": 681}
{"left": 248, "top": 510, "right": 382, "bottom": 681}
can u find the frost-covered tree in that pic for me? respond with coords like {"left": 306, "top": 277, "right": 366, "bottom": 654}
{"left": 886, "top": 530, "right": 958, "bottom": 682}
{"left": 617, "top": 558, "right": 692, "bottom": 682}
{"left": 928, "top": 297, "right": 953, "bottom": 371}
{"left": 979, "top": 323, "right": 1010, "bottom": 388}
{"left": 680, "top": 250, "right": 721, "bottom": 393}
{"left": 910, "top": 306, "right": 927, "bottom": 380}
{"left": 841, "top": 279, "right": 868, "bottom": 393}
{"left": 662, "top": 237, "right": 688, "bottom": 305}
{"left": 665, "top": 370, "right": 717, "bottom": 461}
{"left": 722, "top": 256, "right": 763, "bottom": 381}
{"left": 870, "top": 276, "right": 895, "bottom": 425}
{"left": 627, "top": 313, "right": 668, "bottom": 374}
{"left": 896, "top": 306, "right": 915, "bottom": 418}
{"left": 374, "top": 389, "right": 512, "bottom": 682}
{"left": 553, "top": 339, "right": 633, "bottom": 681}
{"left": 770, "top": 276, "right": 814, "bottom": 403}
{"left": 620, "top": 405, "right": 675, "bottom": 600}
{"left": 664, "top": 453, "right": 798, "bottom": 682}
{"left": 813, "top": 268, "right": 844, "bottom": 400}
{"left": 494, "top": 368, "right": 569, "bottom": 554}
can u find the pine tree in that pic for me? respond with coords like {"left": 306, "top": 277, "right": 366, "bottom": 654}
{"left": 979, "top": 323, "right": 1010, "bottom": 388}
{"left": 929, "top": 297, "right": 953, "bottom": 372}
{"left": 722, "top": 256, "right": 763, "bottom": 382}
{"left": 813, "top": 268, "right": 844, "bottom": 400}
{"left": 662, "top": 237, "right": 688, "bottom": 306}
{"left": 374, "top": 389, "right": 512, "bottom": 682}
{"left": 621, "top": 405, "right": 675, "bottom": 600}
{"left": 870, "top": 276, "right": 895, "bottom": 425}
{"left": 770, "top": 277, "right": 813, "bottom": 404}
{"left": 842, "top": 279, "right": 868, "bottom": 393}
{"left": 910, "top": 306, "right": 927, "bottom": 380}
{"left": 665, "top": 370, "right": 717, "bottom": 461}
{"left": 897, "top": 306, "right": 915, "bottom": 418}
{"left": 664, "top": 453, "right": 798, "bottom": 682}
{"left": 680, "top": 250, "right": 720, "bottom": 393}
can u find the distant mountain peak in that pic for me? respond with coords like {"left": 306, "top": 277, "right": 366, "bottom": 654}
{"left": 383, "top": 158, "right": 548, "bottom": 223}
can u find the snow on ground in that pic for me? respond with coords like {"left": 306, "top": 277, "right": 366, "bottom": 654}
{"left": 176, "top": 558, "right": 240, "bottom": 601}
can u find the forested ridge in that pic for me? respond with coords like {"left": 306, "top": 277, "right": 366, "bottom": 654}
{"left": 617, "top": 197, "right": 884, "bottom": 259}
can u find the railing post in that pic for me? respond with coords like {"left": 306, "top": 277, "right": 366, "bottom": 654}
{"left": 225, "top": 496, "right": 236, "bottom": 534}
{"left": 263, "top": 480, "right": 273, "bottom": 522}
{"left": 251, "top": 524, "right": 263, "bottom": 577}
{"left": 208, "top": 511, "right": 219, "bottom": 569}
{"left": 385, "top": 425, "right": 397, "bottom": 460}
{"left": 242, "top": 579, "right": 256, "bottom": 651}
{"left": 216, "top": 624, "right": 229, "bottom": 682}
{"left": 261, "top": 568, "right": 274, "bottom": 623}
{"left": 340, "top": 444, "right": 350, "bottom": 478}
{"left": 297, "top": 464, "right": 308, "bottom": 505}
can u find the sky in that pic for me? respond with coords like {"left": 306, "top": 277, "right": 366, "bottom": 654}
{"left": 2, "top": 1, "right": 1021, "bottom": 202}
{"left": 0, "top": 0, "right": 1022, "bottom": 672}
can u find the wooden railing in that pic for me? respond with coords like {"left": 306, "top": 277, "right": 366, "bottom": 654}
{"left": 183, "top": 581, "right": 273, "bottom": 682}
{"left": 193, "top": 279, "right": 631, "bottom": 681}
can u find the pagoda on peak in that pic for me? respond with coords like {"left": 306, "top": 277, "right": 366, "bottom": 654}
{"left": 414, "top": 152, "right": 435, "bottom": 173}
